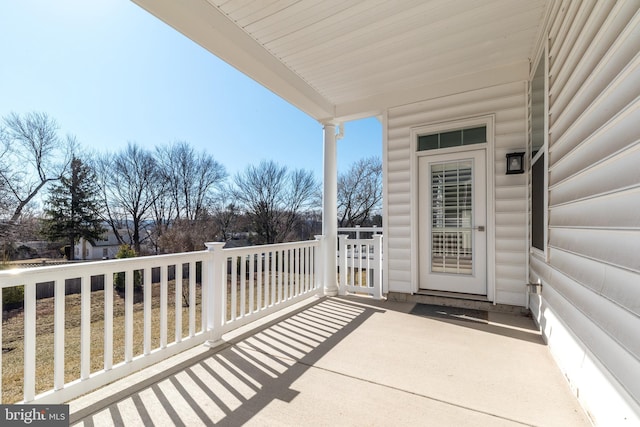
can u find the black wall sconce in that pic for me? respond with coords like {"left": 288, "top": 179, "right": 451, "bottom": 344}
{"left": 506, "top": 152, "right": 525, "bottom": 174}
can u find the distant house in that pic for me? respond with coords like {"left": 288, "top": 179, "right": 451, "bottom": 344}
{"left": 75, "top": 229, "right": 129, "bottom": 260}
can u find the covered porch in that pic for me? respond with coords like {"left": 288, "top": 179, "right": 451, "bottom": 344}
{"left": 69, "top": 296, "right": 588, "bottom": 426}
{"left": 2, "top": 0, "right": 637, "bottom": 423}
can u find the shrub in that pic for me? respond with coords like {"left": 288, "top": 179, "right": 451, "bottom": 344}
{"left": 3, "top": 285, "right": 24, "bottom": 309}
{"left": 116, "top": 244, "right": 136, "bottom": 259}
{"left": 113, "top": 245, "right": 143, "bottom": 292}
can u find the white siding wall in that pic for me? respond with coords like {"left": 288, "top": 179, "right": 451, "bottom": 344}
{"left": 386, "top": 81, "right": 528, "bottom": 305}
{"left": 530, "top": 1, "right": 640, "bottom": 424}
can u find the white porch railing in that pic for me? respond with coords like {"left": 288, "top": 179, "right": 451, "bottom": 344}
{"left": 0, "top": 238, "right": 322, "bottom": 404}
{"left": 337, "top": 225, "right": 382, "bottom": 240}
{"left": 337, "top": 228, "right": 383, "bottom": 300}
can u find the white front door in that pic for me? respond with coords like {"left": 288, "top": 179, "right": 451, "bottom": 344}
{"left": 419, "top": 149, "right": 487, "bottom": 294}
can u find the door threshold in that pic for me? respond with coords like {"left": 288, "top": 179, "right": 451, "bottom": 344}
{"left": 387, "top": 291, "right": 529, "bottom": 315}
{"left": 415, "top": 290, "right": 489, "bottom": 302}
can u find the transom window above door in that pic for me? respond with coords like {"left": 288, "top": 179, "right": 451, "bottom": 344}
{"left": 418, "top": 126, "right": 486, "bottom": 151}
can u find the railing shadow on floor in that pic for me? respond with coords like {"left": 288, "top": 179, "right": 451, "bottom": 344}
{"left": 70, "top": 297, "right": 385, "bottom": 426}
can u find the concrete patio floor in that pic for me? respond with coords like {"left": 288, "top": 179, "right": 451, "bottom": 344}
{"left": 69, "top": 296, "right": 590, "bottom": 426}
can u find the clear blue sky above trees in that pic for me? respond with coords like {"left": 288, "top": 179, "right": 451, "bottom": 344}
{"left": 0, "top": 0, "right": 381, "bottom": 180}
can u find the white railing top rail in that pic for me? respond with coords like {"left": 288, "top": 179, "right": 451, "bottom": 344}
{"left": 220, "top": 239, "right": 320, "bottom": 257}
{"left": 337, "top": 226, "right": 382, "bottom": 234}
{"left": 0, "top": 239, "right": 323, "bottom": 288}
{"left": 0, "top": 251, "right": 208, "bottom": 288}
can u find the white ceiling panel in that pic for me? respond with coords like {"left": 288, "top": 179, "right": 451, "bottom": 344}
{"left": 134, "top": 0, "right": 549, "bottom": 121}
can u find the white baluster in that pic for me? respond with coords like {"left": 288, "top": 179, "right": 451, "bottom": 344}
{"left": 54, "top": 279, "right": 65, "bottom": 390}
{"left": 104, "top": 273, "right": 114, "bottom": 370}
{"left": 160, "top": 266, "right": 167, "bottom": 349}
{"left": 144, "top": 267, "right": 151, "bottom": 355}
{"left": 125, "top": 269, "right": 134, "bottom": 361}
{"left": 175, "top": 264, "right": 182, "bottom": 343}
{"left": 23, "top": 282, "right": 36, "bottom": 402}
{"left": 189, "top": 261, "right": 196, "bottom": 337}
{"left": 81, "top": 276, "right": 91, "bottom": 379}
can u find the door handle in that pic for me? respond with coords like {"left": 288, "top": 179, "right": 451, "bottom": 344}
{"left": 473, "top": 226, "right": 485, "bottom": 232}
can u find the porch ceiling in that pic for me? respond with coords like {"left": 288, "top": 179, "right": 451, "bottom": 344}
{"left": 132, "top": 0, "right": 548, "bottom": 122}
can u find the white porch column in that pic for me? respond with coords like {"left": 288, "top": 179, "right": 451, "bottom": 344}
{"left": 322, "top": 122, "right": 338, "bottom": 296}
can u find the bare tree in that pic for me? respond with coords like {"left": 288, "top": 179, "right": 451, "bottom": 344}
{"left": 99, "top": 143, "right": 161, "bottom": 254}
{"left": 0, "top": 142, "right": 13, "bottom": 220}
{"left": 93, "top": 152, "right": 127, "bottom": 246}
{"left": 147, "top": 177, "right": 175, "bottom": 254}
{"left": 232, "top": 160, "right": 319, "bottom": 244}
{"left": 156, "top": 141, "right": 227, "bottom": 221}
{"left": 0, "top": 112, "right": 73, "bottom": 222}
{"left": 337, "top": 156, "right": 383, "bottom": 227}
{"left": 158, "top": 214, "right": 218, "bottom": 253}
{"left": 210, "top": 190, "right": 240, "bottom": 242}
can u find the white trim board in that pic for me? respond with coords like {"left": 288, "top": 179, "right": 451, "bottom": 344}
{"left": 409, "top": 115, "right": 496, "bottom": 302}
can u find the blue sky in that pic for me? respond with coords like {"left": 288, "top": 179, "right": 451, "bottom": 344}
{"left": 0, "top": 0, "right": 381, "bottom": 180}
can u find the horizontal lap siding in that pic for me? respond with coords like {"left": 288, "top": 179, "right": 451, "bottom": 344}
{"left": 387, "top": 82, "right": 527, "bottom": 303}
{"left": 534, "top": 0, "right": 640, "bottom": 418}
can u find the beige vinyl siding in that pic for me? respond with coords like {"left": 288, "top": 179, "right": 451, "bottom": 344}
{"left": 386, "top": 81, "right": 528, "bottom": 304}
{"left": 530, "top": 1, "right": 640, "bottom": 422}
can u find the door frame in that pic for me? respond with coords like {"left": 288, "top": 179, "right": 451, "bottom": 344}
{"left": 410, "top": 115, "right": 496, "bottom": 301}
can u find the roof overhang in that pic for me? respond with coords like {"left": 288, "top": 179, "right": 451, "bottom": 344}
{"left": 132, "top": 0, "right": 335, "bottom": 121}
{"left": 132, "top": 0, "right": 548, "bottom": 123}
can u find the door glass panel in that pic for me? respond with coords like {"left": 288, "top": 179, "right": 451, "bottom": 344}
{"left": 462, "top": 127, "right": 486, "bottom": 145}
{"left": 417, "top": 126, "right": 486, "bottom": 151}
{"left": 418, "top": 134, "right": 439, "bottom": 151}
{"left": 431, "top": 160, "right": 473, "bottom": 274}
{"left": 439, "top": 130, "right": 462, "bottom": 148}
